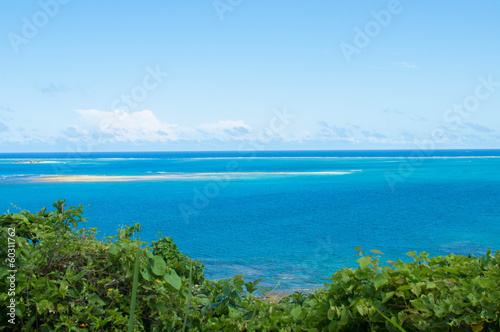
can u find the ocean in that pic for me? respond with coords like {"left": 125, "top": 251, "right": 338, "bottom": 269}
{"left": 1, "top": 150, "right": 499, "bottom": 291}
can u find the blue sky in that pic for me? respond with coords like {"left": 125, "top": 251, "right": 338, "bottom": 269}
{"left": 1, "top": 0, "right": 499, "bottom": 152}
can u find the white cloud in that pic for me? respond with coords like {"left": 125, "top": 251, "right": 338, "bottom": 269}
{"left": 68, "top": 109, "right": 256, "bottom": 143}
{"left": 196, "top": 120, "right": 252, "bottom": 141}
{"left": 1, "top": 108, "right": 499, "bottom": 149}
{"left": 315, "top": 121, "right": 388, "bottom": 143}
{"left": 75, "top": 109, "right": 179, "bottom": 142}
{"left": 395, "top": 61, "right": 418, "bottom": 69}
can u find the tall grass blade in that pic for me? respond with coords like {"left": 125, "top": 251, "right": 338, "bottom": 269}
{"left": 182, "top": 260, "right": 193, "bottom": 332}
{"left": 128, "top": 242, "right": 141, "bottom": 332}
{"left": 373, "top": 306, "right": 406, "bottom": 332}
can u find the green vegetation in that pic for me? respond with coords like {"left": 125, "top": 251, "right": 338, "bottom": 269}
{"left": 1, "top": 201, "right": 500, "bottom": 331}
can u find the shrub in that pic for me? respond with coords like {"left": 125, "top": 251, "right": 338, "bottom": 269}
{"left": 1, "top": 201, "right": 499, "bottom": 331}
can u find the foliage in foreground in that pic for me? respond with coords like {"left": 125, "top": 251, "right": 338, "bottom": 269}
{"left": 0, "top": 201, "right": 499, "bottom": 331}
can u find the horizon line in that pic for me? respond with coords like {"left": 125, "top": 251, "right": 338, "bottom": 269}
{"left": 1, "top": 148, "right": 500, "bottom": 154}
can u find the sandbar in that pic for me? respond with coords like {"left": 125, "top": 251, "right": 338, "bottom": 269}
{"left": 35, "top": 171, "right": 353, "bottom": 183}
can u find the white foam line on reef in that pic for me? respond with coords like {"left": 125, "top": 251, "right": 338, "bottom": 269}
{"left": 174, "top": 156, "right": 500, "bottom": 161}
{"left": 35, "top": 171, "right": 355, "bottom": 183}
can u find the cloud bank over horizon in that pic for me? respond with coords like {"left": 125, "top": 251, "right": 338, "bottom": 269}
{"left": 0, "top": 108, "right": 499, "bottom": 152}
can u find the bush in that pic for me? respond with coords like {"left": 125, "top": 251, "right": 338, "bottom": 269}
{"left": 1, "top": 201, "right": 499, "bottom": 331}
{"left": 152, "top": 236, "right": 204, "bottom": 285}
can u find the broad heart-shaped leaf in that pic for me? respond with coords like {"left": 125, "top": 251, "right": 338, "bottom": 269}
{"left": 291, "top": 306, "right": 303, "bottom": 321}
{"left": 108, "top": 243, "right": 120, "bottom": 256}
{"left": 373, "top": 273, "right": 388, "bottom": 290}
{"left": 152, "top": 255, "right": 167, "bottom": 276}
{"left": 140, "top": 267, "right": 151, "bottom": 281}
{"left": 357, "top": 256, "right": 372, "bottom": 269}
{"left": 164, "top": 270, "right": 181, "bottom": 290}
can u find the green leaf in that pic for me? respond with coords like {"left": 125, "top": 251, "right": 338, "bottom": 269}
{"left": 370, "top": 249, "right": 384, "bottom": 255}
{"left": 57, "top": 303, "right": 67, "bottom": 314}
{"left": 108, "top": 243, "right": 120, "bottom": 255}
{"left": 291, "top": 306, "right": 303, "bottom": 321}
{"left": 373, "top": 273, "right": 388, "bottom": 290}
{"left": 156, "top": 303, "right": 166, "bottom": 314}
{"left": 59, "top": 280, "right": 69, "bottom": 297}
{"left": 164, "top": 270, "right": 181, "bottom": 290}
{"left": 357, "top": 256, "right": 372, "bottom": 269}
{"left": 420, "top": 265, "right": 432, "bottom": 275}
{"left": 89, "top": 294, "right": 105, "bottom": 306}
{"left": 244, "top": 278, "right": 263, "bottom": 293}
{"left": 342, "top": 273, "right": 351, "bottom": 282}
{"left": 356, "top": 305, "right": 369, "bottom": 316}
{"left": 327, "top": 307, "right": 335, "bottom": 320}
{"left": 37, "top": 299, "right": 52, "bottom": 313}
{"left": 27, "top": 316, "right": 36, "bottom": 328}
{"left": 382, "top": 291, "right": 395, "bottom": 304}
{"left": 228, "top": 307, "right": 242, "bottom": 319}
{"left": 140, "top": 267, "right": 151, "bottom": 281}
{"left": 152, "top": 255, "right": 166, "bottom": 276}
{"left": 426, "top": 282, "right": 437, "bottom": 289}
{"left": 196, "top": 295, "right": 211, "bottom": 306}
{"left": 74, "top": 270, "right": 87, "bottom": 282}
{"left": 443, "top": 267, "right": 459, "bottom": 275}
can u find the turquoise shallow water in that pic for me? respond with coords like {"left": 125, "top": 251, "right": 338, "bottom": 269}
{"left": 1, "top": 150, "right": 500, "bottom": 290}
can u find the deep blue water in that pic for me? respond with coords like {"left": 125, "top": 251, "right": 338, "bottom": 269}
{"left": 1, "top": 150, "right": 500, "bottom": 290}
